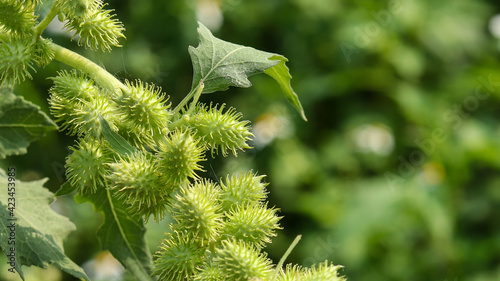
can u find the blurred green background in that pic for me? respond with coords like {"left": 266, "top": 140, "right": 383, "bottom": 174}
{"left": 2, "top": 0, "right": 500, "bottom": 280}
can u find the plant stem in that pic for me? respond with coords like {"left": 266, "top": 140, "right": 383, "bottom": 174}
{"left": 169, "top": 81, "right": 204, "bottom": 130}
{"left": 173, "top": 80, "right": 204, "bottom": 115}
{"left": 272, "top": 234, "right": 302, "bottom": 281}
{"left": 34, "top": 4, "right": 59, "bottom": 36}
{"left": 186, "top": 80, "right": 204, "bottom": 115}
{"left": 51, "top": 42, "right": 129, "bottom": 95}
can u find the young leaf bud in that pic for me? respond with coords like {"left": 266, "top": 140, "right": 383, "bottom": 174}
{"left": 66, "top": 137, "right": 110, "bottom": 194}
{"left": 0, "top": 36, "right": 35, "bottom": 86}
{"left": 302, "top": 261, "right": 346, "bottom": 281}
{"left": 170, "top": 179, "right": 222, "bottom": 245}
{"left": 106, "top": 152, "right": 172, "bottom": 221}
{"left": 153, "top": 231, "right": 206, "bottom": 281}
{"left": 65, "top": 5, "right": 125, "bottom": 51}
{"left": 220, "top": 171, "right": 268, "bottom": 212}
{"left": 157, "top": 130, "right": 205, "bottom": 186}
{"left": 189, "top": 104, "right": 253, "bottom": 156}
{"left": 213, "top": 239, "right": 273, "bottom": 281}
{"left": 222, "top": 203, "right": 281, "bottom": 248}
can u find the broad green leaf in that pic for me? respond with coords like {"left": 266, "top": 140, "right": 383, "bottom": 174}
{"left": 99, "top": 115, "right": 137, "bottom": 156}
{"left": 188, "top": 22, "right": 306, "bottom": 120}
{"left": 0, "top": 88, "right": 57, "bottom": 158}
{"left": 265, "top": 55, "right": 307, "bottom": 121}
{"left": 0, "top": 168, "right": 89, "bottom": 281}
{"left": 75, "top": 187, "right": 154, "bottom": 281}
{"left": 188, "top": 22, "right": 279, "bottom": 93}
{"left": 54, "top": 181, "right": 78, "bottom": 197}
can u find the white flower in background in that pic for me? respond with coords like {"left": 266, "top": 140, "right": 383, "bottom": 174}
{"left": 82, "top": 252, "right": 124, "bottom": 281}
{"left": 489, "top": 14, "right": 500, "bottom": 38}
{"left": 196, "top": 0, "right": 223, "bottom": 31}
{"left": 350, "top": 123, "right": 394, "bottom": 156}
{"left": 253, "top": 105, "right": 294, "bottom": 148}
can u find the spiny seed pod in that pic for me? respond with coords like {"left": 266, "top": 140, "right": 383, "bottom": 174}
{"left": 220, "top": 171, "right": 268, "bottom": 212}
{"left": 33, "top": 37, "right": 55, "bottom": 67}
{"left": 114, "top": 80, "right": 171, "bottom": 147}
{"left": 49, "top": 70, "right": 99, "bottom": 100}
{"left": 0, "top": 1, "right": 36, "bottom": 34}
{"left": 0, "top": 36, "right": 35, "bottom": 86}
{"left": 213, "top": 239, "right": 273, "bottom": 281}
{"left": 65, "top": 4, "right": 125, "bottom": 51}
{"left": 189, "top": 104, "right": 253, "bottom": 156}
{"left": 56, "top": 0, "right": 102, "bottom": 19}
{"left": 222, "top": 203, "right": 281, "bottom": 248}
{"left": 116, "top": 121, "right": 156, "bottom": 151}
{"left": 277, "top": 264, "right": 304, "bottom": 281}
{"left": 52, "top": 93, "right": 118, "bottom": 137}
{"left": 194, "top": 264, "right": 222, "bottom": 281}
{"left": 157, "top": 130, "right": 205, "bottom": 186}
{"left": 302, "top": 261, "right": 346, "bottom": 281}
{"left": 106, "top": 152, "right": 172, "bottom": 221}
{"left": 50, "top": 70, "right": 96, "bottom": 132}
{"left": 49, "top": 70, "right": 119, "bottom": 136}
{"left": 170, "top": 179, "right": 222, "bottom": 245}
{"left": 66, "top": 138, "right": 110, "bottom": 194}
{"left": 153, "top": 231, "right": 206, "bottom": 281}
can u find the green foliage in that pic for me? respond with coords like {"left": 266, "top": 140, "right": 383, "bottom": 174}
{"left": 264, "top": 56, "right": 307, "bottom": 121}
{"left": 0, "top": 1, "right": 346, "bottom": 281}
{"left": 188, "top": 23, "right": 279, "bottom": 93}
{"left": 75, "top": 186, "right": 153, "bottom": 281}
{"left": 0, "top": 168, "right": 89, "bottom": 280}
{"left": 5, "top": 0, "right": 500, "bottom": 281}
{"left": 0, "top": 88, "right": 57, "bottom": 159}
{"left": 207, "top": 1, "right": 500, "bottom": 281}
{"left": 188, "top": 23, "right": 305, "bottom": 119}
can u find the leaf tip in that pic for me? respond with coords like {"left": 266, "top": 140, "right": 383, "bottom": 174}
{"left": 301, "top": 112, "right": 308, "bottom": 122}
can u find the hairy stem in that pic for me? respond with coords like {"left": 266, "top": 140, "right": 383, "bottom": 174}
{"left": 186, "top": 80, "right": 204, "bottom": 115}
{"left": 34, "top": 4, "right": 59, "bottom": 36}
{"left": 51, "top": 42, "right": 129, "bottom": 95}
{"left": 173, "top": 81, "right": 204, "bottom": 115}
